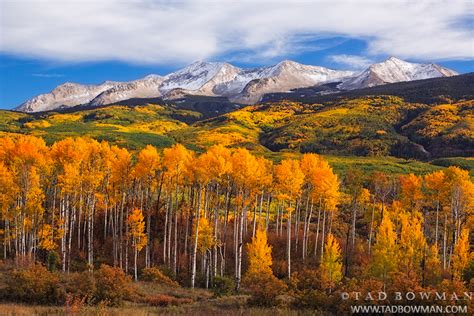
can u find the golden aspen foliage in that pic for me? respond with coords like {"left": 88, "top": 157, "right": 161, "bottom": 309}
{"left": 246, "top": 226, "right": 273, "bottom": 276}
{"left": 397, "top": 212, "right": 426, "bottom": 278}
{"left": 230, "top": 147, "right": 261, "bottom": 192}
{"left": 163, "top": 143, "right": 194, "bottom": 185}
{"left": 424, "top": 170, "right": 448, "bottom": 206}
{"left": 193, "top": 217, "right": 215, "bottom": 254}
{"left": 274, "top": 159, "right": 304, "bottom": 201}
{"left": 300, "top": 154, "right": 340, "bottom": 210}
{"left": 128, "top": 208, "right": 147, "bottom": 251}
{"left": 425, "top": 243, "right": 442, "bottom": 286}
{"left": 321, "top": 233, "right": 343, "bottom": 286}
{"left": 358, "top": 188, "right": 371, "bottom": 204}
{"left": 371, "top": 214, "right": 398, "bottom": 283}
{"left": 452, "top": 228, "right": 470, "bottom": 280}
{"left": 134, "top": 145, "right": 161, "bottom": 180}
{"left": 196, "top": 144, "right": 232, "bottom": 182}
{"left": 38, "top": 224, "right": 55, "bottom": 251}
{"left": 399, "top": 173, "right": 423, "bottom": 211}
{"left": 243, "top": 226, "right": 287, "bottom": 306}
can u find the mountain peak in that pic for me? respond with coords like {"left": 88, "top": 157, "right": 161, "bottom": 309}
{"left": 340, "top": 57, "right": 457, "bottom": 90}
{"left": 385, "top": 56, "right": 405, "bottom": 63}
{"left": 277, "top": 60, "right": 300, "bottom": 67}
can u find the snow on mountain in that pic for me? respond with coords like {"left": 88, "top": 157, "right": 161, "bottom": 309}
{"left": 232, "top": 60, "right": 355, "bottom": 104}
{"left": 339, "top": 57, "right": 458, "bottom": 90}
{"left": 15, "top": 58, "right": 458, "bottom": 112}
{"left": 160, "top": 61, "right": 241, "bottom": 93}
{"left": 89, "top": 75, "right": 164, "bottom": 106}
{"left": 16, "top": 81, "right": 121, "bottom": 112}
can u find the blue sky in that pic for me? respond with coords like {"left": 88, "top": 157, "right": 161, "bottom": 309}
{"left": 1, "top": 0, "right": 473, "bottom": 109}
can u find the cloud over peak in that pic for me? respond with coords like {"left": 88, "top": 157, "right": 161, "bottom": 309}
{"left": 1, "top": 0, "right": 473, "bottom": 65}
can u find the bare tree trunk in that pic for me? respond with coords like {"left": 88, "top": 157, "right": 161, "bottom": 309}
{"left": 235, "top": 191, "right": 246, "bottom": 291}
{"left": 320, "top": 208, "right": 326, "bottom": 261}
{"left": 314, "top": 200, "right": 321, "bottom": 258}
{"left": 351, "top": 196, "right": 357, "bottom": 248}
{"left": 134, "top": 242, "right": 138, "bottom": 281}
{"left": 287, "top": 201, "right": 292, "bottom": 280}
{"left": 443, "top": 212, "right": 447, "bottom": 269}
{"left": 191, "top": 185, "right": 202, "bottom": 289}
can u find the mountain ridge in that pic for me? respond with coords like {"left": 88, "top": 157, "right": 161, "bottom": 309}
{"left": 15, "top": 57, "right": 458, "bottom": 112}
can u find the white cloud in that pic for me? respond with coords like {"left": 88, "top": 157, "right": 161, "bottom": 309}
{"left": 32, "top": 73, "right": 64, "bottom": 78}
{"left": 1, "top": 0, "right": 473, "bottom": 65}
{"left": 328, "top": 54, "right": 373, "bottom": 70}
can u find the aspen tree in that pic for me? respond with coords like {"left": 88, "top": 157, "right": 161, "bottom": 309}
{"left": 128, "top": 208, "right": 147, "bottom": 281}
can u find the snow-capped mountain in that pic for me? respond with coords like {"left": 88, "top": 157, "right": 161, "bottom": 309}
{"left": 339, "top": 57, "right": 458, "bottom": 90}
{"left": 15, "top": 58, "right": 458, "bottom": 112}
{"left": 17, "top": 81, "right": 121, "bottom": 112}
{"left": 232, "top": 60, "right": 355, "bottom": 104}
{"left": 89, "top": 75, "right": 164, "bottom": 106}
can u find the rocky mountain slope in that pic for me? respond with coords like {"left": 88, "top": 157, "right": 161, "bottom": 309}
{"left": 339, "top": 57, "right": 457, "bottom": 90}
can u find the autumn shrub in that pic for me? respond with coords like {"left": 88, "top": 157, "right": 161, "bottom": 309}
{"left": 6, "top": 264, "right": 63, "bottom": 304}
{"left": 141, "top": 266, "right": 179, "bottom": 287}
{"left": 94, "top": 264, "right": 134, "bottom": 306}
{"left": 146, "top": 294, "right": 173, "bottom": 306}
{"left": 145, "top": 294, "right": 192, "bottom": 307}
{"left": 289, "top": 268, "right": 332, "bottom": 308}
{"left": 64, "top": 271, "right": 97, "bottom": 304}
{"left": 211, "top": 275, "right": 235, "bottom": 297}
{"left": 242, "top": 271, "right": 287, "bottom": 306}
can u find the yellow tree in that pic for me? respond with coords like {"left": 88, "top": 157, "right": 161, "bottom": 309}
{"left": 192, "top": 216, "right": 216, "bottom": 288}
{"left": 163, "top": 144, "right": 194, "bottom": 275}
{"left": 193, "top": 216, "right": 215, "bottom": 254}
{"left": 300, "top": 154, "right": 339, "bottom": 260}
{"left": 193, "top": 144, "right": 232, "bottom": 279}
{"left": 38, "top": 224, "right": 55, "bottom": 251}
{"left": 425, "top": 243, "right": 442, "bottom": 286}
{"left": 134, "top": 145, "right": 161, "bottom": 268}
{"left": 0, "top": 161, "right": 15, "bottom": 259}
{"left": 3, "top": 135, "right": 49, "bottom": 260}
{"left": 128, "top": 208, "right": 147, "bottom": 281}
{"left": 443, "top": 167, "right": 473, "bottom": 268}
{"left": 230, "top": 148, "right": 262, "bottom": 290}
{"left": 451, "top": 228, "right": 470, "bottom": 280}
{"left": 397, "top": 211, "right": 426, "bottom": 279}
{"left": 371, "top": 214, "right": 397, "bottom": 288}
{"left": 50, "top": 137, "right": 88, "bottom": 272}
{"left": 274, "top": 159, "right": 304, "bottom": 279}
{"left": 399, "top": 173, "right": 423, "bottom": 212}
{"left": 243, "top": 225, "right": 286, "bottom": 306}
{"left": 246, "top": 226, "right": 273, "bottom": 276}
{"left": 424, "top": 170, "right": 447, "bottom": 246}
{"left": 321, "top": 233, "right": 343, "bottom": 289}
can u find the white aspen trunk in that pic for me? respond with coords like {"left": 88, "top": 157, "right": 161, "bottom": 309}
{"left": 236, "top": 196, "right": 245, "bottom": 291}
{"left": 351, "top": 196, "right": 357, "bottom": 248}
{"left": 287, "top": 201, "right": 292, "bottom": 280}
{"left": 314, "top": 201, "right": 321, "bottom": 257}
{"left": 320, "top": 208, "right": 326, "bottom": 261}
{"left": 163, "top": 197, "right": 169, "bottom": 264}
{"left": 265, "top": 195, "right": 271, "bottom": 231}
{"left": 302, "top": 196, "right": 310, "bottom": 260}
{"left": 443, "top": 212, "right": 447, "bottom": 269}
{"left": 191, "top": 185, "right": 202, "bottom": 289}
{"left": 252, "top": 195, "right": 258, "bottom": 237}
{"left": 134, "top": 240, "right": 138, "bottom": 281}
